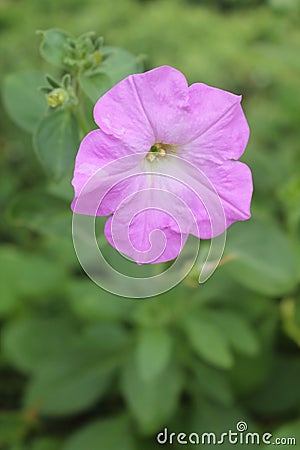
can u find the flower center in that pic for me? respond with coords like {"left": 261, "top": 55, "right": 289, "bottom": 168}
{"left": 146, "top": 142, "right": 174, "bottom": 162}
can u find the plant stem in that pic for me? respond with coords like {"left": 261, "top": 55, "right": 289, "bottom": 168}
{"left": 76, "top": 106, "right": 90, "bottom": 137}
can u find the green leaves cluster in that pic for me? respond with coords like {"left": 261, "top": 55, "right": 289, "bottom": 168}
{"left": 1, "top": 246, "right": 295, "bottom": 448}
{"left": 2, "top": 29, "right": 142, "bottom": 181}
{"left": 0, "top": 276, "right": 263, "bottom": 447}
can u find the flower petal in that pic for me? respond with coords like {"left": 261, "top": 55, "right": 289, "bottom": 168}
{"left": 93, "top": 74, "right": 155, "bottom": 152}
{"left": 193, "top": 160, "right": 253, "bottom": 238}
{"left": 181, "top": 83, "right": 249, "bottom": 164}
{"left": 144, "top": 156, "right": 252, "bottom": 240}
{"left": 72, "top": 129, "right": 132, "bottom": 192}
{"left": 104, "top": 210, "right": 188, "bottom": 265}
{"left": 94, "top": 65, "right": 189, "bottom": 147}
{"left": 71, "top": 131, "right": 142, "bottom": 215}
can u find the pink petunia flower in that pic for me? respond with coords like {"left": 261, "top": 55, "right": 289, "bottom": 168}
{"left": 71, "top": 66, "right": 252, "bottom": 264}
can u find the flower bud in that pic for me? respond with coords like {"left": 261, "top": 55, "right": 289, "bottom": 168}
{"left": 92, "top": 50, "right": 102, "bottom": 65}
{"left": 46, "top": 88, "right": 69, "bottom": 108}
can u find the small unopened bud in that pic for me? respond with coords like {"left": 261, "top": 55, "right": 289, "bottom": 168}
{"left": 46, "top": 88, "right": 69, "bottom": 108}
{"left": 92, "top": 50, "right": 102, "bottom": 65}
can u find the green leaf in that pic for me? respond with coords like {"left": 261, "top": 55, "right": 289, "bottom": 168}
{"left": 7, "top": 446, "right": 26, "bottom": 450}
{"left": 194, "top": 362, "right": 234, "bottom": 406}
{"left": 207, "top": 310, "right": 260, "bottom": 356}
{"left": 277, "top": 175, "right": 300, "bottom": 236}
{"left": 223, "top": 219, "right": 298, "bottom": 296}
{"left": 68, "top": 279, "right": 132, "bottom": 322}
{"left": 295, "top": 297, "right": 300, "bottom": 328}
{"left": 186, "top": 401, "right": 253, "bottom": 444}
{"left": 24, "top": 324, "right": 128, "bottom": 416}
{"left": 6, "top": 188, "right": 71, "bottom": 236}
{"left": 38, "top": 29, "right": 71, "bottom": 68}
{"left": 0, "top": 412, "right": 29, "bottom": 447}
{"left": 230, "top": 311, "right": 277, "bottom": 397}
{"left": 135, "top": 327, "right": 173, "bottom": 380}
{"left": 34, "top": 109, "right": 79, "bottom": 180}
{"left": 45, "top": 74, "right": 62, "bottom": 89}
{"left": 78, "top": 72, "right": 111, "bottom": 103}
{"left": 47, "top": 175, "right": 74, "bottom": 202}
{"left": 0, "top": 266, "right": 18, "bottom": 318}
{"left": 100, "top": 47, "right": 143, "bottom": 85}
{"left": 121, "top": 359, "right": 182, "bottom": 434}
{"left": 2, "top": 317, "right": 76, "bottom": 373}
{"left": 24, "top": 354, "right": 119, "bottom": 417}
{"left": 183, "top": 314, "right": 234, "bottom": 369}
{"left": 31, "top": 438, "right": 63, "bottom": 450}
{"left": 16, "top": 256, "right": 65, "bottom": 298}
{"left": 0, "top": 247, "right": 65, "bottom": 317}
{"left": 2, "top": 72, "right": 47, "bottom": 132}
{"left": 2, "top": 314, "right": 129, "bottom": 418}
{"left": 248, "top": 357, "right": 300, "bottom": 417}
{"left": 263, "top": 419, "right": 300, "bottom": 449}
{"left": 63, "top": 415, "right": 136, "bottom": 450}
{"left": 82, "top": 323, "right": 130, "bottom": 352}
{"left": 78, "top": 47, "right": 143, "bottom": 103}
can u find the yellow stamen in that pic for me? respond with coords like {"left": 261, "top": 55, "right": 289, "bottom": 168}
{"left": 146, "top": 142, "right": 173, "bottom": 162}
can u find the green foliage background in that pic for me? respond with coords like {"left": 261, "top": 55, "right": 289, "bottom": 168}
{"left": 1, "top": 0, "right": 300, "bottom": 448}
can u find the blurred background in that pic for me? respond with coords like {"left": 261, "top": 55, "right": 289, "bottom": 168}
{"left": 1, "top": 0, "right": 300, "bottom": 448}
